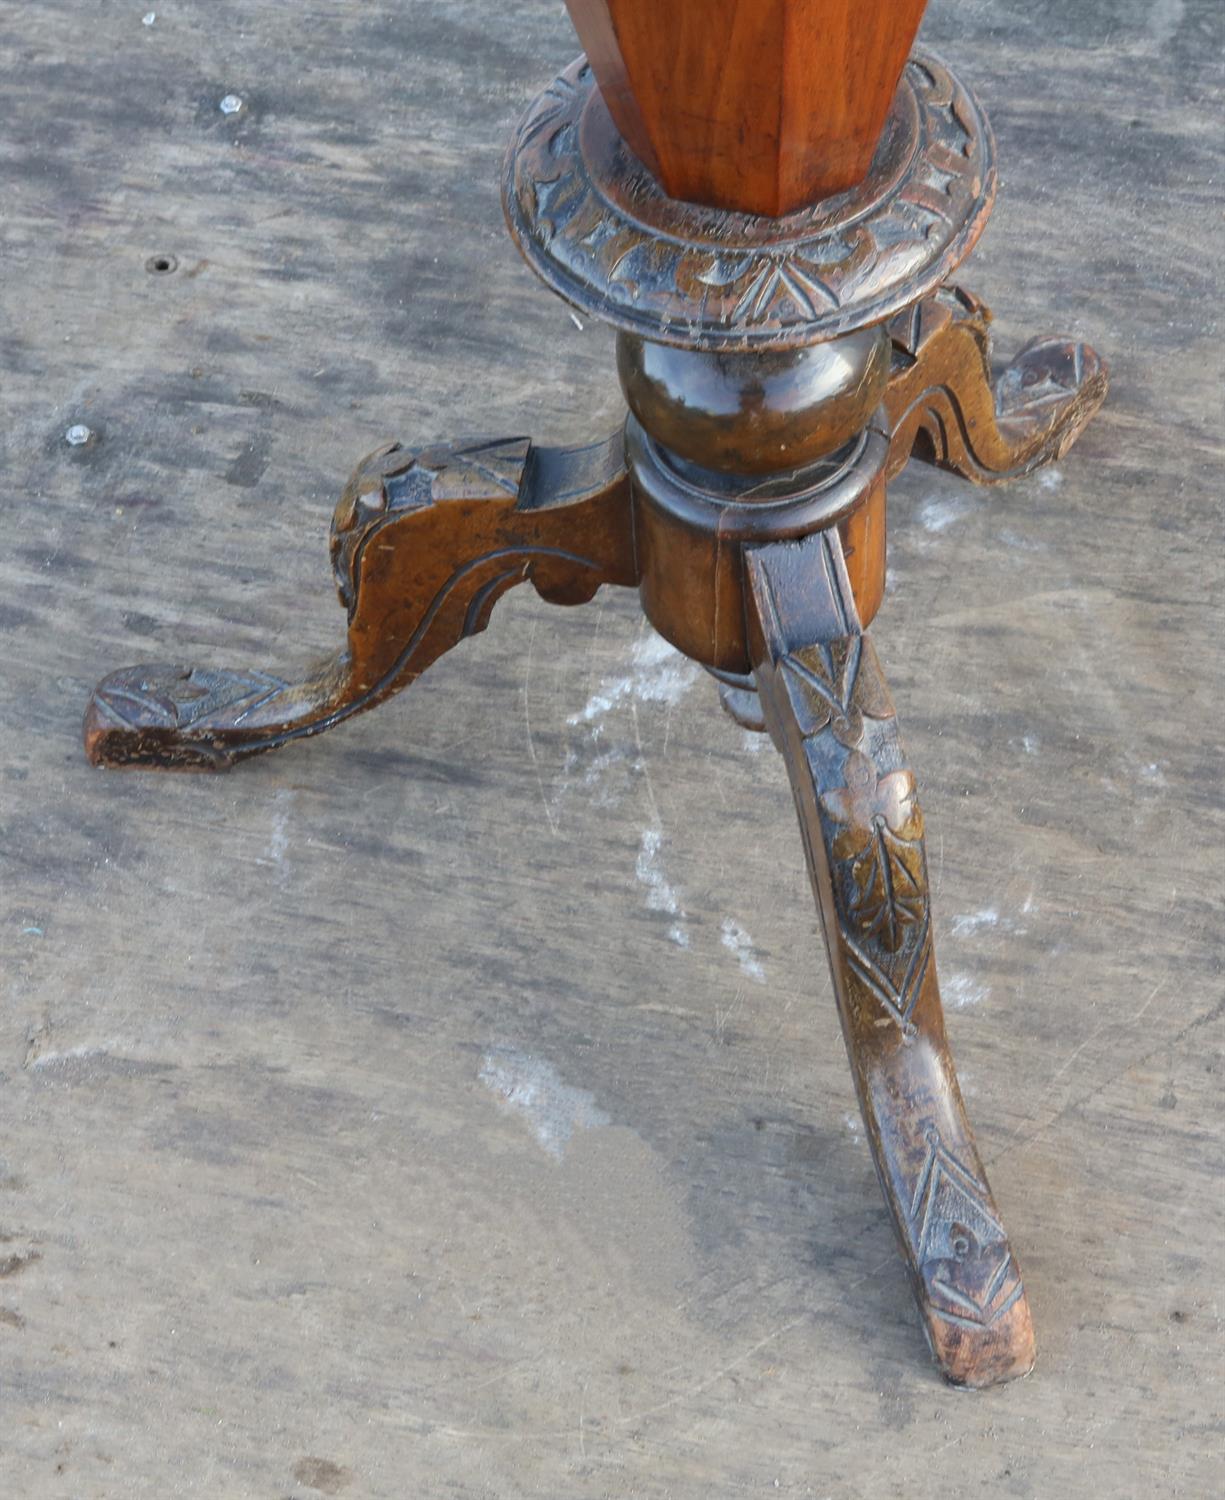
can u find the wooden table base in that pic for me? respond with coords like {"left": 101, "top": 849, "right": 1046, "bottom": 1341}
{"left": 83, "top": 286, "right": 1104, "bottom": 777}
{"left": 81, "top": 48, "right": 1107, "bottom": 1389}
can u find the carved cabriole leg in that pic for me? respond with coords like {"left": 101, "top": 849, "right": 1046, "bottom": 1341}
{"left": 84, "top": 433, "right": 635, "bottom": 769}
{"left": 745, "top": 528, "right": 1035, "bottom": 1388}
{"left": 885, "top": 285, "right": 1108, "bottom": 483}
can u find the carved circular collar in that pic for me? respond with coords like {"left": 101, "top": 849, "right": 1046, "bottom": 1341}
{"left": 503, "top": 51, "right": 996, "bottom": 352}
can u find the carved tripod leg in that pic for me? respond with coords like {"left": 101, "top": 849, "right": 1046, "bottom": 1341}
{"left": 84, "top": 433, "right": 635, "bottom": 769}
{"left": 745, "top": 529, "right": 1034, "bottom": 1388}
{"left": 885, "top": 284, "right": 1108, "bottom": 483}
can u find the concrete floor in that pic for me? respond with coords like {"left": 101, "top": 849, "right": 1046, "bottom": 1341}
{"left": 1, "top": 2, "right": 1221, "bottom": 1496}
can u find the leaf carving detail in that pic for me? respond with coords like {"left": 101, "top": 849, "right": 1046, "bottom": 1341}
{"left": 821, "top": 751, "right": 927, "bottom": 952}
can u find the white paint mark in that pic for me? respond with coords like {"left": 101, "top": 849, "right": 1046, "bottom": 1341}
{"left": 950, "top": 908, "right": 999, "bottom": 938}
{"left": 568, "top": 310, "right": 584, "bottom": 331}
{"left": 720, "top": 918, "right": 766, "bottom": 983}
{"left": 263, "top": 788, "right": 294, "bottom": 878}
{"left": 945, "top": 974, "right": 989, "bottom": 1010}
{"left": 581, "top": 746, "right": 629, "bottom": 788}
{"left": 741, "top": 730, "right": 767, "bottom": 754}
{"left": 21, "top": 926, "right": 43, "bottom": 937}
{"left": 1038, "top": 467, "right": 1064, "bottom": 491}
{"left": 568, "top": 630, "right": 701, "bottom": 729}
{"left": 997, "top": 528, "right": 1045, "bottom": 553}
{"left": 917, "top": 494, "right": 975, "bottom": 533}
{"left": 28, "top": 1043, "right": 116, "bottom": 1072}
{"left": 142, "top": 10, "right": 156, "bottom": 24}
{"left": 479, "top": 1050, "right": 609, "bottom": 1159}
{"left": 1021, "top": 734, "right": 1041, "bottom": 756}
{"left": 843, "top": 1112, "right": 864, "bottom": 1142}
{"left": 636, "top": 827, "right": 689, "bottom": 948}
{"left": 951, "top": 905, "right": 1029, "bottom": 940}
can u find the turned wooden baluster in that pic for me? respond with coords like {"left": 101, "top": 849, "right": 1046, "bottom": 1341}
{"left": 745, "top": 528, "right": 1035, "bottom": 1387}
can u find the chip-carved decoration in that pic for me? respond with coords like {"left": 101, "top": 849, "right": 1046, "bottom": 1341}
{"left": 771, "top": 636, "right": 931, "bottom": 1029}
{"left": 778, "top": 638, "right": 894, "bottom": 749}
{"left": 329, "top": 437, "right": 532, "bottom": 616}
{"left": 822, "top": 752, "right": 926, "bottom": 954}
{"left": 885, "top": 284, "right": 1109, "bottom": 483}
{"left": 746, "top": 528, "right": 1034, "bottom": 1387}
{"left": 504, "top": 51, "right": 996, "bottom": 351}
{"left": 83, "top": 433, "right": 636, "bottom": 770}
{"left": 912, "top": 1131, "right": 1026, "bottom": 1331}
{"left": 842, "top": 911, "right": 933, "bottom": 1034}
{"left": 75, "top": 20, "right": 1115, "bottom": 1400}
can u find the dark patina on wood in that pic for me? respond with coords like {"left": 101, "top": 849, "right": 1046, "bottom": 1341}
{"left": 85, "top": 435, "right": 634, "bottom": 770}
{"left": 503, "top": 52, "right": 996, "bottom": 352}
{"left": 83, "top": 30, "right": 1108, "bottom": 1391}
{"left": 745, "top": 528, "right": 1035, "bottom": 1386}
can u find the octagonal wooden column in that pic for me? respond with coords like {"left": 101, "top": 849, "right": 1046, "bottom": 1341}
{"left": 565, "top": 0, "right": 929, "bottom": 214}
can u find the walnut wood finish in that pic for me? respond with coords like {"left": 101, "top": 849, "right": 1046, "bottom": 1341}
{"left": 885, "top": 286, "right": 1110, "bottom": 484}
{"left": 504, "top": 52, "right": 995, "bottom": 353}
{"left": 84, "top": 435, "right": 635, "bottom": 770}
{"left": 83, "top": 270, "right": 1111, "bottom": 772}
{"left": 81, "top": 33, "right": 1109, "bottom": 1391}
{"left": 745, "top": 529, "right": 1035, "bottom": 1387}
{"left": 712, "top": 281, "right": 1109, "bottom": 731}
{"left": 627, "top": 412, "right": 890, "bottom": 672}
{"left": 564, "top": 0, "right": 930, "bottom": 215}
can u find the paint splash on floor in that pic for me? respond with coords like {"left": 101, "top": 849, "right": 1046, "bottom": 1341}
{"left": 479, "top": 1050, "right": 610, "bottom": 1160}
{"left": 568, "top": 630, "right": 701, "bottom": 728}
{"left": 950, "top": 908, "right": 1000, "bottom": 938}
{"left": 945, "top": 973, "right": 990, "bottom": 1010}
{"left": 636, "top": 828, "right": 690, "bottom": 948}
{"left": 720, "top": 918, "right": 766, "bottom": 983}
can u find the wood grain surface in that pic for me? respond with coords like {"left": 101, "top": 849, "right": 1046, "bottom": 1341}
{"left": 0, "top": 2, "right": 1221, "bottom": 1496}
{"left": 564, "top": 0, "right": 929, "bottom": 214}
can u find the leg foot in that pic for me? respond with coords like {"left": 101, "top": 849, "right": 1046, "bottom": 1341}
{"left": 745, "top": 528, "right": 1034, "bottom": 1387}
{"left": 85, "top": 434, "right": 635, "bottom": 769}
{"left": 886, "top": 285, "right": 1107, "bottom": 484}
{"left": 707, "top": 667, "right": 766, "bottom": 734}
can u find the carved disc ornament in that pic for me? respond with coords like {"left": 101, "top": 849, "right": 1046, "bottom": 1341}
{"left": 504, "top": 51, "right": 996, "bottom": 352}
